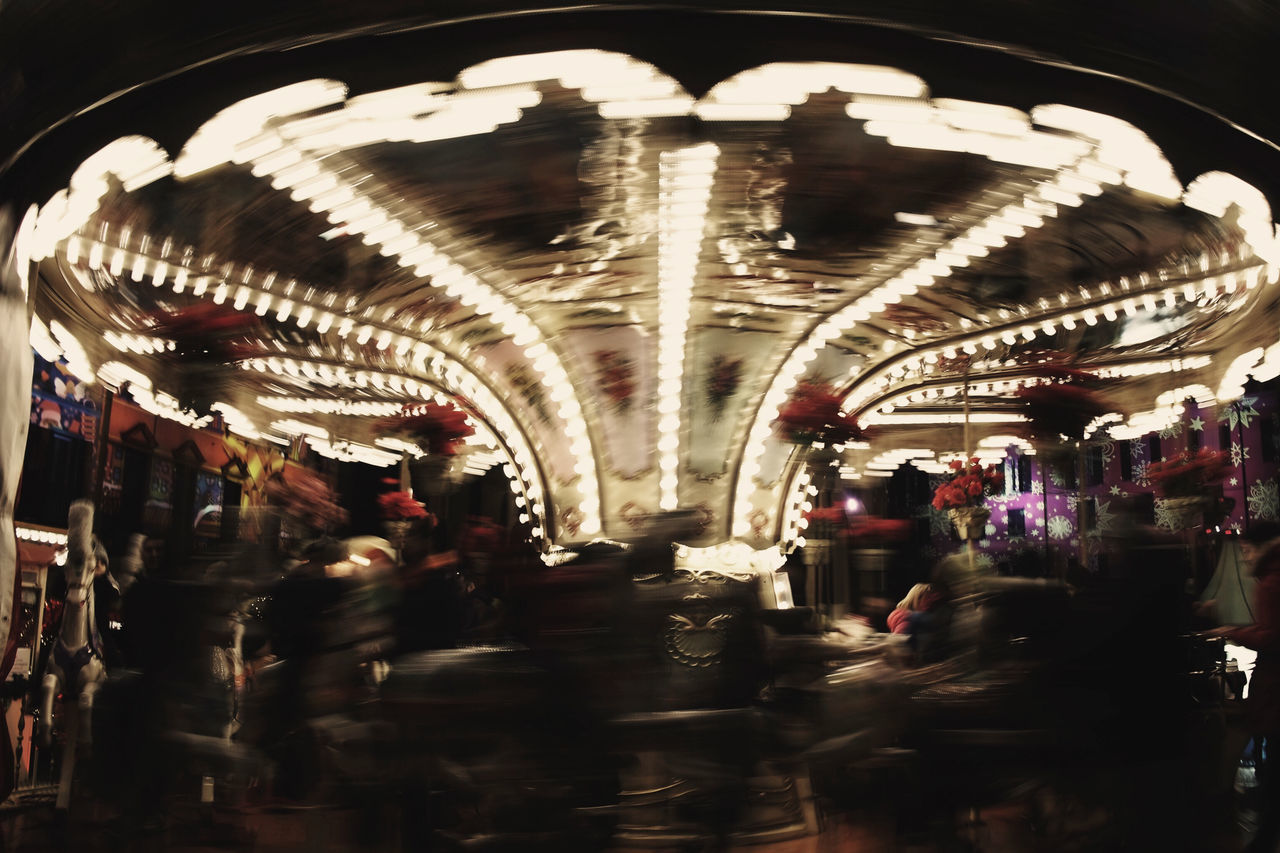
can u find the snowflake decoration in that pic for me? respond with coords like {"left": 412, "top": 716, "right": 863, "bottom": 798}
{"left": 1249, "top": 479, "right": 1280, "bottom": 522}
{"left": 1232, "top": 442, "right": 1250, "bottom": 468}
{"left": 1049, "top": 468, "right": 1067, "bottom": 488}
{"left": 975, "top": 553, "right": 994, "bottom": 571}
{"left": 1092, "top": 500, "right": 1116, "bottom": 537}
{"left": 1153, "top": 498, "right": 1181, "bottom": 532}
{"left": 1031, "top": 479, "right": 1044, "bottom": 495}
{"left": 1189, "top": 416, "right": 1205, "bottom": 432}
{"left": 1159, "top": 420, "right": 1183, "bottom": 440}
{"left": 1130, "top": 438, "right": 1147, "bottom": 464}
{"left": 1048, "top": 515, "right": 1074, "bottom": 540}
{"left": 1228, "top": 397, "right": 1260, "bottom": 431}
{"left": 979, "top": 539, "right": 991, "bottom": 548}
{"left": 1109, "top": 485, "right": 1122, "bottom": 496}
{"left": 1133, "top": 460, "right": 1151, "bottom": 487}
{"left": 1067, "top": 495, "right": 1079, "bottom": 513}
{"left": 1231, "top": 477, "right": 1239, "bottom": 487}
{"left": 985, "top": 522, "right": 997, "bottom": 537}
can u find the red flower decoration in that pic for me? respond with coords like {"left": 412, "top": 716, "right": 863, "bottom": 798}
{"left": 1016, "top": 364, "right": 1110, "bottom": 441}
{"left": 593, "top": 350, "right": 636, "bottom": 411}
{"left": 378, "top": 490, "right": 432, "bottom": 521}
{"left": 775, "top": 381, "right": 866, "bottom": 446}
{"left": 374, "top": 402, "right": 475, "bottom": 456}
{"left": 931, "top": 458, "right": 1004, "bottom": 510}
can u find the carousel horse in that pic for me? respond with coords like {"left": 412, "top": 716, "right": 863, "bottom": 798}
{"left": 38, "top": 500, "right": 108, "bottom": 810}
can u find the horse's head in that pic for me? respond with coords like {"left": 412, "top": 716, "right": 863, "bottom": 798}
{"left": 63, "top": 500, "right": 104, "bottom": 595}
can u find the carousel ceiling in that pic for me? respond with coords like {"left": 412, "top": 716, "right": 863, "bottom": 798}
{"left": 12, "top": 49, "right": 1280, "bottom": 551}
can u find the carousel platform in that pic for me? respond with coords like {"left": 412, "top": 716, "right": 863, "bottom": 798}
{"left": 0, "top": 798, "right": 1046, "bottom": 853}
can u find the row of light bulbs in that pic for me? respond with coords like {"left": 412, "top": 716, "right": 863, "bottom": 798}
{"left": 848, "top": 260, "right": 1269, "bottom": 418}
{"left": 23, "top": 65, "right": 1280, "bottom": 551}
{"left": 70, "top": 226, "right": 556, "bottom": 539}
{"left": 738, "top": 208, "right": 1272, "bottom": 541}
{"left": 243, "top": 356, "right": 550, "bottom": 540}
{"left": 104, "top": 330, "right": 176, "bottom": 356}
{"left": 656, "top": 143, "right": 719, "bottom": 511}
{"left": 779, "top": 469, "right": 815, "bottom": 551}
{"left": 731, "top": 143, "right": 1108, "bottom": 538}
{"left": 32, "top": 89, "right": 601, "bottom": 538}
{"left": 236, "top": 140, "right": 601, "bottom": 536}
{"left": 15, "top": 525, "right": 68, "bottom": 546}
{"left": 864, "top": 353, "right": 1216, "bottom": 420}
{"left": 731, "top": 104, "right": 1278, "bottom": 537}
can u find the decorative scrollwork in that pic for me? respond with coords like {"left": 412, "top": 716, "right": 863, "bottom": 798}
{"left": 664, "top": 612, "right": 734, "bottom": 667}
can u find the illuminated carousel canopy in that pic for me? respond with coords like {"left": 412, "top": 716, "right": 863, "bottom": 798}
{"left": 4, "top": 5, "right": 1280, "bottom": 555}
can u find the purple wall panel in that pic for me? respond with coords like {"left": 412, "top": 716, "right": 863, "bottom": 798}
{"left": 924, "top": 391, "right": 1280, "bottom": 568}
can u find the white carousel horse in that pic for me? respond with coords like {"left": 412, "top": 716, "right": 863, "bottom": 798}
{"left": 38, "top": 500, "right": 108, "bottom": 810}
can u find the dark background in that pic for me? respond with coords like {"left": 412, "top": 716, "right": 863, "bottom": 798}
{"left": 1, "top": 2, "right": 1278, "bottom": 209}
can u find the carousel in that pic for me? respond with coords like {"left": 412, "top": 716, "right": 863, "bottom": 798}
{"left": 2, "top": 2, "right": 1280, "bottom": 849}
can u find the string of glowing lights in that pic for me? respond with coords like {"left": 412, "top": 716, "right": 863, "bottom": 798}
{"left": 656, "top": 143, "right": 718, "bottom": 511}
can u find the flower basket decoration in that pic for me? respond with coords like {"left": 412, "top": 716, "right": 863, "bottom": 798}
{"left": 265, "top": 469, "right": 349, "bottom": 533}
{"left": 1016, "top": 365, "right": 1111, "bottom": 473}
{"left": 378, "top": 490, "right": 435, "bottom": 551}
{"left": 376, "top": 402, "right": 476, "bottom": 496}
{"left": 931, "top": 458, "right": 1004, "bottom": 539}
{"left": 374, "top": 402, "right": 475, "bottom": 456}
{"left": 378, "top": 490, "right": 434, "bottom": 522}
{"left": 775, "top": 381, "right": 867, "bottom": 446}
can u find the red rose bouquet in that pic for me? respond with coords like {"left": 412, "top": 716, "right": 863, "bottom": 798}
{"left": 378, "top": 490, "right": 433, "bottom": 522}
{"left": 1146, "top": 448, "right": 1229, "bottom": 498}
{"left": 775, "top": 380, "right": 866, "bottom": 446}
{"left": 931, "top": 458, "right": 1005, "bottom": 510}
{"left": 1015, "top": 364, "right": 1110, "bottom": 441}
{"left": 374, "top": 402, "right": 475, "bottom": 456}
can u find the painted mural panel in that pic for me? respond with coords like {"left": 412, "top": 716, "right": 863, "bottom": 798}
{"left": 687, "top": 329, "right": 774, "bottom": 479}
{"left": 561, "top": 326, "right": 654, "bottom": 480}
{"left": 472, "top": 339, "right": 577, "bottom": 490}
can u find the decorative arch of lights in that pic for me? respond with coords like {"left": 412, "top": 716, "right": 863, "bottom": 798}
{"left": 16, "top": 51, "right": 1280, "bottom": 554}
{"left": 717, "top": 67, "right": 1280, "bottom": 549}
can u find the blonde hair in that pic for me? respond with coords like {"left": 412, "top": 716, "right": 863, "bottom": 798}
{"left": 897, "top": 583, "right": 933, "bottom": 612}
